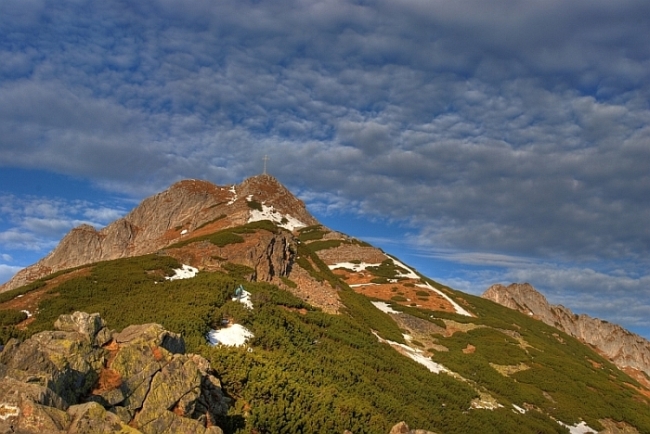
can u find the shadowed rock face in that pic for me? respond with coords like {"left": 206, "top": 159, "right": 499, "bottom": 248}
{"left": 0, "top": 175, "right": 318, "bottom": 293}
{"left": 0, "top": 312, "right": 229, "bottom": 434}
{"left": 483, "top": 283, "right": 650, "bottom": 377}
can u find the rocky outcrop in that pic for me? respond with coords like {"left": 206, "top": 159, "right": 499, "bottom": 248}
{"left": 482, "top": 283, "right": 650, "bottom": 377}
{"left": 0, "top": 312, "right": 229, "bottom": 434}
{"left": 388, "top": 421, "right": 438, "bottom": 434}
{"left": 1, "top": 175, "right": 319, "bottom": 293}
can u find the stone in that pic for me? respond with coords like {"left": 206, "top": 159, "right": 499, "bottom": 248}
{"left": 3, "top": 330, "right": 104, "bottom": 405}
{"left": 0, "top": 377, "right": 71, "bottom": 433}
{"left": 66, "top": 402, "right": 140, "bottom": 434}
{"left": 54, "top": 311, "right": 106, "bottom": 340}
{"left": 0, "top": 312, "right": 229, "bottom": 433}
{"left": 114, "top": 323, "right": 185, "bottom": 355}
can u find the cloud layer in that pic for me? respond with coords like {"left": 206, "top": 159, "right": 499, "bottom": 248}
{"left": 1, "top": 0, "right": 649, "bottom": 334}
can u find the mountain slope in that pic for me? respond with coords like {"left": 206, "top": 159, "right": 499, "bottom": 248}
{"left": 1, "top": 176, "right": 650, "bottom": 434}
{"left": 483, "top": 282, "right": 650, "bottom": 380}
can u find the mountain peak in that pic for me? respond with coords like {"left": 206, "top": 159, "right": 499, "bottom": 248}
{"left": 0, "top": 176, "right": 317, "bottom": 292}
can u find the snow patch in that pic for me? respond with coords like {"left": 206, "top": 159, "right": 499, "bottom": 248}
{"left": 331, "top": 257, "right": 472, "bottom": 317}
{"left": 372, "top": 301, "right": 400, "bottom": 314}
{"left": 328, "top": 261, "right": 381, "bottom": 272}
{"left": 558, "top": 421, "right": 597, "bottom": 434}
{"left": 512, "top": 404, "right": 526, "bottom": 414}
{"left": 180, "top": 229, "right": 188, "bottom": 236}
{"left": 165, "top": 265, "right": 198, "bottom": 280}
{"left": 20, "top": 309, "right": 32, "bottom": 318}
{"left": 415, "top": 282, "right": 472, "bottom": 317}
{"left": 248, "top": 203, "right": 306, "bottom": 230}
{"left": 233, "top": 289, "right": 253, "bottom": 309}
{"left": 207, "top": 324, "right": 254, "bottom": 347}
{"left": 373, "top": 332, "right": 448, "bottom": 374}
{"left": 227, "top": 185, "right": 237, "bottom": 205}
{"left": 388, "top": 257, "right": 420, "bottom": 279}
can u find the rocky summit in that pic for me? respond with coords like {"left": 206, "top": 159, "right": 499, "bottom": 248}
{"left": 0, "top": 175, "right": 317, "bottom": 293}
{"left": 1, "top": 176, "right": 650, "bottom": 433}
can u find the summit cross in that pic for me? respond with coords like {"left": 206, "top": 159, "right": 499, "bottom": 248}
{"left": 263, "top": 155, "right": 270, "bottom": 174}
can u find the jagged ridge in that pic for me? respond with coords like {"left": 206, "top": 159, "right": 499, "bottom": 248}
{"left": 483, "top": 282, "right": 650, "bottom": 378}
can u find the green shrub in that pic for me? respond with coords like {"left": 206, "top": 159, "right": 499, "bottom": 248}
{"left": 307, "top": 240, "right": 343, "bottom": 251}
{"left": 298, "top": 225, "right": 326, "bottom": 241}
{"left": 247, "top": 199, "right": 263, "bottom": 211}
{"left": 0, "top": 309, "right": 28, "bottom": 326}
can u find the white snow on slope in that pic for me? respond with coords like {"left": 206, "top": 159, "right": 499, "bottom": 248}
{"left": 372, "top": 301, "right": 400, "bottom": 314}
{"left": 512, "top": 404, "right": 526, "bottom": 414}
{"left": 248, "top": 203, "right": 306, "bottom": 230}
{"left": 21, "top": 309, "right": 32, "bottom": 318}
{"left": 330, "top": 258, "right": 472, "bottom": 317}
{"left": 389, "top": 257, "right": 420, "bottom": 279}
{"left": 328, "top": 261, "right": 380, "bottom": 272}
{"left": 227, "top": 185, "right": 237, "bottom": 205}
{"left": 415, "top": 282, "right": 472, "bottom": 317}
{"left": 207, "top": 324, "right": 254, "bottom": 347}
{"left": 558, "top": 421, "right": 597, "bottom": 434}
{"left": 234, "top": 289, "right": 253, "bottom": 309}
{"left": 373, "top": 331, "right": 448, "bottom": 374}
{"left": 165, "top": 264, "right": 198, "bottom": 280}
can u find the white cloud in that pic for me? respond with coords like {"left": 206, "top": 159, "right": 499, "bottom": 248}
{"left": 0, "top": 264, "right": 23, "bottom": 284}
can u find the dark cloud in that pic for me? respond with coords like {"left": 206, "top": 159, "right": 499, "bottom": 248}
{"left": 1, "top": 0, "right": 649, "bottom": 333}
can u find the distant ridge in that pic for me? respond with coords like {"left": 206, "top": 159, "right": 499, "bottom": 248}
{"left": 0, "top": 175, "right": 317, "bottom": 293}
{"left": 483, "top": 282, "right": 650, "bottom": 381}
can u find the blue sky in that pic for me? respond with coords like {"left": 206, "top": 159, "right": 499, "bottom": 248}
{"left": 1, "top": 0, "right": 649, "bottom": 338}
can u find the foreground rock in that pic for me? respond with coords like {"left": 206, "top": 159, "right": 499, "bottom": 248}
{"left": 0, "top": 312, "right": 229, "bottom": 434}
{"left": 483, "top": 283, "right": 650, "bottom": 377}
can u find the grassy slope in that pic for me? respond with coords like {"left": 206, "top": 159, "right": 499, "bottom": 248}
{"left": 1, "top": 223, "right": 649, "bottom": 433}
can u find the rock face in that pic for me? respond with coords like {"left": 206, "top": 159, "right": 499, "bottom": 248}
{"left": 0, "top": 175, "right": 318, "bottom": 293}
{"left": 483, "top": 283, "right": 650, "bottom": 377}
{"left": 0, "top": 312, "right": 229, "bottom": 434}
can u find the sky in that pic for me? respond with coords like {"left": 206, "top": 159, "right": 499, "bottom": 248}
{"left": 1, "top": 0, "right": 649, "bottom": 338}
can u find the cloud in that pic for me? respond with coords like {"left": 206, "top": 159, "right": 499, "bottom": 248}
{"left": 0, "top": 194, "right": 127, "bottom": 258}
{"left": 1, "top": 0, "right": 649, "bottom": 332}
{"left": 0, "top": 264, "right": 23, "bottom": 284}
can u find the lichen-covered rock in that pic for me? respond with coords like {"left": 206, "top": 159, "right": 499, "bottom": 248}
{"left": 114, "top": 323, "right": 185, "bottom": 355}
{"left": 388, "top": 422, "right": 438, "bottom": 434}
{"left": 66, "top": 401, "right": 140, "bottom": 434}
{"left": 0, "top": 312, "right": 229, "bottom": 434}
{"left": 54, "top": 311, "right": 106, "bottom": 341}
{"left": 3, "top": 329, "right": 105, "bottom": 405}
{"left": 0, "top": 377, "right": 71, "bottom": 433}
{"left": 138, "top": 355, "right": 202, "bottom": 421}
